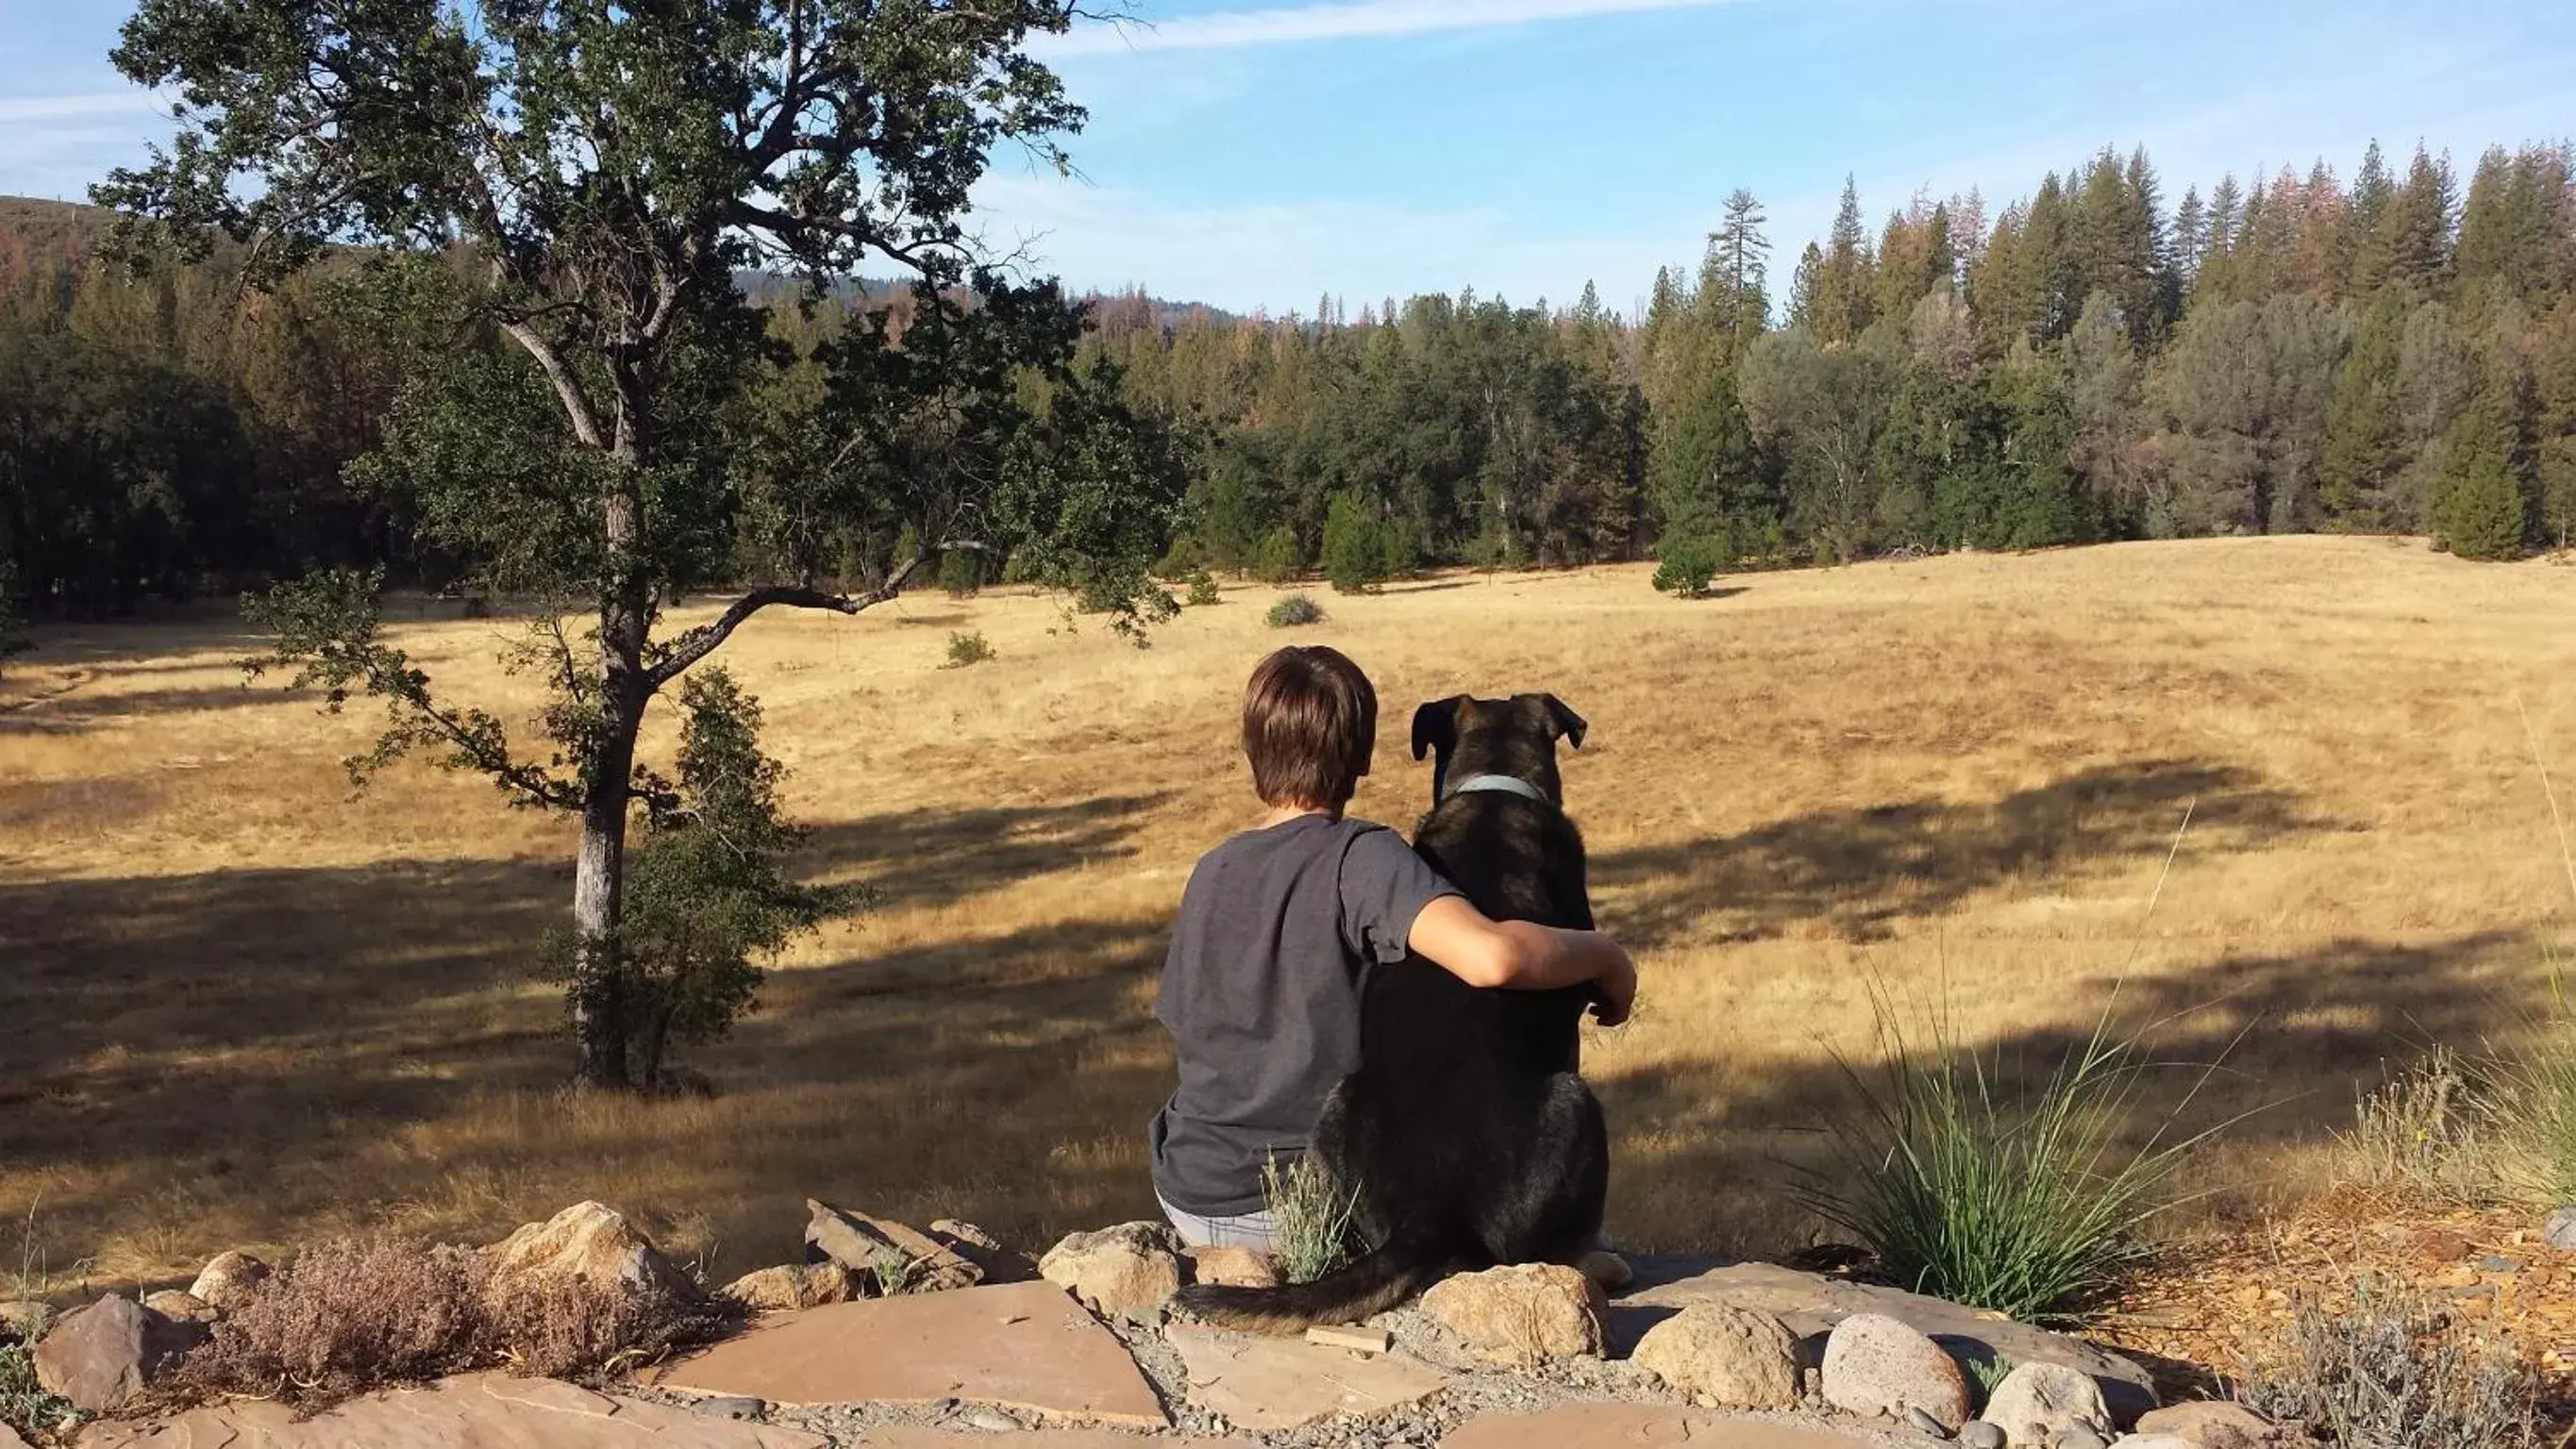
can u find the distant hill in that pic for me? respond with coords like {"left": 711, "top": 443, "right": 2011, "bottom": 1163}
{"left": 0, "top": 194, "right": 1234, "bottom": 327}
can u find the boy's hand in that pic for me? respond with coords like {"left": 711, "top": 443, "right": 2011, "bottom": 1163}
{"left": 1589, "top": 949, "right": 1637, "bottom": 1027}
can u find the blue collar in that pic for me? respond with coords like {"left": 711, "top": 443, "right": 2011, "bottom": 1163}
{"left": 1446, "top": 773, "right": 1551, "bottom": 806}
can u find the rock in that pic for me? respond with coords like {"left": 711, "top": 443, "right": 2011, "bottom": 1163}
{"left": 488, "top": 1201, "right": 697, "bottom": 1301}
{"left": 1037, "top": 1222, "right": 1184, "bottom": 1322}
{"left": 31, "top": 1294, "right": 207, "bottom": 1413}
{"left": 1982, "top": 1360, "right": 2114, "bottom": 1448}
{"left": 695, "top": 1395, "right": 768, "bottom": 1421}
{"left": 0, "top": 1299, "right": 49, "bottom": 1342}
{"left": 1820, "top": 1312, "right": 1971, "bottom": 1432}
{"left": 1444, "top": 1405, "right": 1874, "bottom": 1449}
{"left": 76, "top": 1373, "right": 828, "bottom": 1449}
{"left": 2114, "top": 1439, "right": 2199, "bottom": 1449}
{"left": 1184, "top": 1244, "right": 1281, "bottom": 1290}
{"left": 2057, "top": 1431, "right": 2107, "bottom": 1449}
{"left": 724, "top": 1261, "right": 859, "bottom": 1313}
{"left": 188, "top": 1249, "right": 275, "bottom": 1311}
{"left": 142, "top": 1289, "right": 219, "bottom": 1324}
{"left": 2132, "top": 1401, "right": 2293, "bottom": 1449}
{"left": 804, "top": 1200, "right": 981, "bottom": 1293}
{"left": 931, "top": 1220, "right": 1039, "bottom": 1285}
{"left": 2545, "top": 1206, "right": 2576, "bottom": 1251}
{"left": 1904, "top": 1405, "right": 1953, "bottom": 1438}
{"left": 1165, "top": 1322, "right": 1448, "bottom": 1430}
{"left": 0, "top": 1422, "right": 27, "bottom": 1449}
{"left": 960, "top": 1407, "right": 1022, "bottom": 1431}
{"left": 1615, "top": 1258, "right": 2157, "bottom": 1426}
{"left": 1419, "top": 1263, "right": 1607, "bottom": 1366}
{"left": 1630, "top": 1304, "right": 1802, "bottom": 1408}
{"left": 1959, "top": 1423, "right": 2006, "bottom": 1449}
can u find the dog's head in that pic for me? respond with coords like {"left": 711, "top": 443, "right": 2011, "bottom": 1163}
{"left": 1409, "top": 693, "right": 1587, "bottom": 808}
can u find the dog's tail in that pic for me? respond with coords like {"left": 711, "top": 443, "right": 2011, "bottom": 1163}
{"left": 1173, "top": 1233, "right": 1447, "bottom": 1336}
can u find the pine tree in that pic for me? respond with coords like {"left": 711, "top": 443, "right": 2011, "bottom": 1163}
{"left": 2432, "top": 387, "right": 2533, "bottom": 559}
{"left": 2383, "top": 145, "right": 2457, "bottom": 295}
{"left": 2171, "top": 185, "right": 2207, "bottom": 294}
{"left": 1710, "top": 188, "right": 1773, "bottom": 357}
{"left": 2321, "top": 291, "right": 2412, "bottom": 528}
{"left": 2348, "top": 140, "right": 2396, "bottom": 292}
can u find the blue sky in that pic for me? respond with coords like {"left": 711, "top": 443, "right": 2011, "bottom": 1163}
{"left": 4, "top": 0, "right": 2570, "bottom": 314}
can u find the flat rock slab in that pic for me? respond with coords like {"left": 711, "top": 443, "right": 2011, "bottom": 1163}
{"left": 651, "top": 1280, "right": 1164, "bottom": 1426}
{"left": 849, "top": 1428, "right": 1245, "bottom": 1449}
{"left": 1617, "top": 1259, "right": 2154, "bottom": 1424}
{"left": 77, "top": 1373, "right": 826, "bottom": 1448}
{"left": 1164, "top": 1323, "right": 1447, "bottom": 1431}
{"left": 1443, "top": 1405, "right": 1879, "bottom": 1449}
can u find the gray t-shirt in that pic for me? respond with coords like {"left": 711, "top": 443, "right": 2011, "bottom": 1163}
{"left": 1150, "top": 814, "right": 1460, "bottom": 1217}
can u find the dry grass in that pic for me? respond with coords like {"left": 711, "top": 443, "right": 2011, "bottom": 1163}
{"left": 6, "top": 537, "right": 2576, "bottom": 1292}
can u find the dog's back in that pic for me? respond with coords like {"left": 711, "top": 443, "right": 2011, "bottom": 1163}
{"left": 1177, "top": 693, "right": 1609, "bottom": 1332}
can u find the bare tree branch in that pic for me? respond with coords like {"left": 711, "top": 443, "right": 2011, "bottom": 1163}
{"left": 648, "top": 543, "right": 981, "bottom": 688}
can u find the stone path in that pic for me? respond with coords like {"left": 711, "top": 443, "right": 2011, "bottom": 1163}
{"left": 1165, "top": 1324, "right": 1449, "bottom": 1430}
{"left": 1443, "top": 1406, "right": 1874, "bottom": 1449}
{"left": 651, "top": 1280, "right": 1166, "bottom": 1426}
{"left": 76, "top": 1373, "right": 828, "bottom": 1448}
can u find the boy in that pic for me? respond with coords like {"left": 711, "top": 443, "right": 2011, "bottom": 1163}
{"left": 1150, "top": 645, "right": 1637, "bottom": 1250}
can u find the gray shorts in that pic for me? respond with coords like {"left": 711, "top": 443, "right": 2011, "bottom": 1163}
{"left": 1158, "top": 1193, "right": 1280, "bottom": 1254}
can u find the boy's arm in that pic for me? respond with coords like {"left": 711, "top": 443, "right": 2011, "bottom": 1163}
{"left": 1406, "top": 896, "right": 1637, "bottom": 1025}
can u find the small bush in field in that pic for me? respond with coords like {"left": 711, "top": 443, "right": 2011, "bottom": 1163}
{"left": 2339, "top": 1046, "right": 2508, "bottom": 1200}
{"left": 1652, "top": 536, "right": 1721, "bottom": 597}
{"left": 172, "top": 1236, "right": 731, "bottom": 1411}
{"left": 1185, "top": 570, "right": 1221, "bottom": 607}
{"left": 937, "top": 547, "right": 983, "bottom": 597}
{"left": 1263, "top": 1153, "right": 1362, "bottom": 1285}
{"left": 944, "top": 631, "right": 996, "bottom": 668}
{"left": 2240, "top": 1280, "right": 2538, "bottom": 1449}
{"left": 1265, "top": 594, "right": 1325, "bottom": 628}
{"left": 1255, "top": 528, "right": 1302, "bottom": 585}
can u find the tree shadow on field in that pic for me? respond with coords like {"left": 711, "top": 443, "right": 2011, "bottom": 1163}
{"left": 1597, "top": 927, "right": 2546, "bottom": 1258}
{"left": 0, "top": 793, "right": 1174, "bottom": 1261}
{"left": 1592, "top": 759, "right": 2331, "bottom": 949}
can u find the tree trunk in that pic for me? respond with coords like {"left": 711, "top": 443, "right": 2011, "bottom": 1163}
{"left": 571, "top": 681, "right": 644, "bottom": 1089}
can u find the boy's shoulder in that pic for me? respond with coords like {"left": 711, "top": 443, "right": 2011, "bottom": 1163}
{"left": 1190, "top": 815, "right": 1402, "bottom": 875}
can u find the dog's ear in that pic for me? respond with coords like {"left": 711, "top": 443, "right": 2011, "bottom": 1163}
{"left": 1528, "top": 693, "right": 1587, "bottom": 749}
{"left": 1412, "top": 697, "right": 1464, "bottom": 761}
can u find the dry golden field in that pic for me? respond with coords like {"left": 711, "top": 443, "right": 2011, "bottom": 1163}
{"left": 5, "top": 536, "right": 2574, "bottom": 1295}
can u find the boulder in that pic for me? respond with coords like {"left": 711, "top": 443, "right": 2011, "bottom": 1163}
{"left": 1184, "top": 1245, "right": 1281, "bottom": 1290}
{"left": 142, "top": 1290, "right": 219, "bottom": 1324}
{"left": 0, "top": 1299, "right": 49, "bottom": 1343}
{"left": 723, "top": 1261, "right": 860, "bottom": 1313}
{"left": 1418, "top": 1263, "right": 1606, "bottom": 1367}
{"left": 488, "top": 1201, "right": 696, "bottom": 1301}
{"left": 1630, "top": 1303, "right": 1802, "bottom": 1408}
{"left": 1038, "top": 1222, "right": 1184, "bottom": 1322}
{"left": 188, "top": 1249, "right": 274, "bottom": 1312}
{"left": 1960, "top": 1423, "right": 2006, "bottom": 1449}
{"left": 1819, "top": 1311, "right": 1971, "bottom": 1432}
{"left": 31, "top": 1294, "right": 207, "bottom": 1413}
{"left": 0, "top": 1422, "right": 27, "bottom": 1449}
{"left": 1983, "top": 1361, "right": 2113, "bottom": 1447}
{"left": 2545, "top": 1206, "right": 2576, "bottom": 1252}
{"left": 803, "top": 1200, "right": 979, "bottom": 1294}
{"left": 930, "top": 1220, "right": 1039, "bottom": 1284}
{"left": 2132, "top": 1402, "right": 2296, "bottom": 1449}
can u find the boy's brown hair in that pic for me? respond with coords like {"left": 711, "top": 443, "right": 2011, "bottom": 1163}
{"left": 1243, "top": 646, "right": 1378, "bottom": 809}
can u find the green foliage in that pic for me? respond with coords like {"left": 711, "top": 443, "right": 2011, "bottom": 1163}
{"left": 1797, "top": 986, "right": 2223, "bottom": 1325}
{"left": 2240, "top": 1281, "right": 2538, "bottom": 1449}
{"left": 1262, "top": 1153, "right": 1363, "bottom": 1286}
{"left": 0, "top": 563, "right": 30, "bottom": 682}
{"left": 1254, "top": 527, "right": 1304, "bottom": 585}
{"left": 944, "top": 631, "right": 996, "bottom": 668}
{"left": 2432, "top": 394, "right": 2533, "bottom": 560}
{"left": 937, "top": 547, "right": 983, "bottom": 598}
{"left": 1321, "top": 491, "right": 1391, "bottom": 593}
{"left": 1184, "top": 570, "right": 1221, "bottom": 608}
{"left": 1651, "top": 536, "right": 1721, "bottom": 597}
{"left": 1264, "top": 593, "right": 1325, "bottom": 628}
{"left": 2, "top": 1341, "right": 81, "bottom": 1442}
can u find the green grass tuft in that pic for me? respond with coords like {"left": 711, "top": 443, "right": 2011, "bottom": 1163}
{"left": 1263, "top": 1152, "right": 1362, "bottom": 1285}
{"left": 1, "top": 1341, "right": 80, "bottom": 1442}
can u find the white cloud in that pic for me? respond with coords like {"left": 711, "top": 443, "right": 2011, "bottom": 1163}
{"left": 0, "top": 91, "right": 167, "bottom": 123}
{"left": 1041, "top": 0, "right": 1745, "bottom": 58}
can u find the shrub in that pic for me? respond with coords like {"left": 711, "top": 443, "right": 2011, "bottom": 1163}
{"left": 2240, "top": 1280, "right": 2537, "bottom": 1449}
{"left": 1796, "top": 987, "right": 2224, "bottom": 1325}
{"left": 1651, "top": 536, "right": 1721, "bottom": 597}
{"left": 2, "top": 1341, "right": 79, "bottom": 1442}
{"left": 1153, "top": 536, "right": 1206, "bottom": 581}
{"left": 1184, "top": 570, "right": 1221, "bottom": 608}
{"left": 2339, "top": 1046, "right": 2509, "bottom": 1201}
{"left": 1264, "top": 593, "right": 1325, "bottom": 628}
{"left": 1321, "top": 491, "right": 1390, "bottom": 594}
{"left": 936, "top": 547, "right": 983, "bottom": 597}
{"left": 944, "top": 631, "right": 996, "bottom": 668}
{"left": 1254, "top": 527, "right": 1303, "bottom": 585}
{"left": 1263, "top": 1153, "right": 1363, "bottom": 1285}
{"left": 173, "top": 1236, "right": 733, "bottom": 1411}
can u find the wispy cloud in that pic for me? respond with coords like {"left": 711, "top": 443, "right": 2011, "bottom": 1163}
{"left": 1042, "top": 0, "right": 1744, "bottom": 58}
{"left": 0, "top": 92, "right": 167, "bottom": 123}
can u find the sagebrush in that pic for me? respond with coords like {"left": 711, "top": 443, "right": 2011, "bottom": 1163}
{"left": 1265, "top": 593, "right": 1326, "bottom": 628}
{"left": 2240, "top": 1280, "right": 2538, "bottom": 1449}
{"left": 172, "top": 1237, "right": 732, "bottom": 1410}
{"left": 1262, "top": 1153, "right": 1362, "bottom": 1285}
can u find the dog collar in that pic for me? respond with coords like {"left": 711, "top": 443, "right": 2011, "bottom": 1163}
{"left": 1447, "top": 773, "right": 1551, "bottom": 805}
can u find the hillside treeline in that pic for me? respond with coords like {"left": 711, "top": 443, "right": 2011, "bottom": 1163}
{"left": 6, "top": 138, "right": 2575, "bottom": 618}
